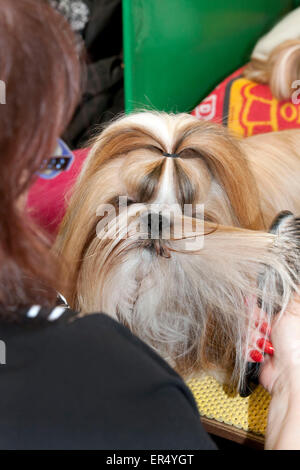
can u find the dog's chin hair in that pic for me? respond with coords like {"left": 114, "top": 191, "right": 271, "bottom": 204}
{"left": 79, "top": 239, "right": 239, "bottom": 381}
{"left": 75, "top": 210, "right": 296, "bottom": 389}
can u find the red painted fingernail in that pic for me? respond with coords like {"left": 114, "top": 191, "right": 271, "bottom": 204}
{"left": 256, "top": 338, "right": 274, "bottom": 356}
{"left": 249, "top": 350, "right": 264, "bottom": 362}
{"left": 259, "top": 322, "right": 271, "bottom": 336}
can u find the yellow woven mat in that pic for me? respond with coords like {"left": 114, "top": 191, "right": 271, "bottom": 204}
{"left": 187, "top": 375, "right": 271, "bottom": 436}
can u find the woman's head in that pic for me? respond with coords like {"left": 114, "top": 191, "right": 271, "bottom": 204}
{"left": 0, "top": 0, "right": 81, "bottom": 314}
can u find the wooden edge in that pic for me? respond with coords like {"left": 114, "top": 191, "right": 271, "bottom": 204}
{"left": 201, "top": 416, "right": 265, "bottom": 450}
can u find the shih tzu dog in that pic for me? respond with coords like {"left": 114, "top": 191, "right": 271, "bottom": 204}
{"left": 244, "top": 7, "right": 300, "bottom": 100}
{"left": 55, "top": 111, "right": 300, "bottom": 389}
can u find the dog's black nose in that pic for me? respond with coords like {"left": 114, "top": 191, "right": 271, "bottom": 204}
{"left": 144, "top": 212, "right": 168, "bottom": 239}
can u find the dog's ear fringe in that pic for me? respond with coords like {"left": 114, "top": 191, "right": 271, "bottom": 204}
{"left": 244, "top": 39, "right": 300, "bottom": 100}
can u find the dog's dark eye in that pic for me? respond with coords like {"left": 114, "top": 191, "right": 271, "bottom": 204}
{"left": 127, "top": 198, "right": 136, "bottom": 205}
{"left": 108, "top": 196, "right": 137, "bottom": 208}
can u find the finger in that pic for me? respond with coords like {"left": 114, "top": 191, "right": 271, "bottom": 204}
{"left": 255, "top": 321, "right": 272, "bottom": 337}
{"left": 259, "top": 355, "right": 275, "bottom": 393}
{"left": 248, "top": 349, "right": 264, "bottom": 363}
{"left": 246, "top": 326, "right": 274, "bottom": 362}
{"left": 256, "top": 337, "right": 274, "bottom": 356}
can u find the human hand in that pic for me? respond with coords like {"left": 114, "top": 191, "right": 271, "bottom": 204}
{"left": 259, "top": 294, "right": 300, "bottom": 395}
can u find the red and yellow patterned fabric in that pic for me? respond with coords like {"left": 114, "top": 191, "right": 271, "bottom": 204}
{"left": 192, "top": 66, "right": 300, "bottom": 137}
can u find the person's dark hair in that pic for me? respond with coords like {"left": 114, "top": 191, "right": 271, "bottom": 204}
{"left": 0, "top": 0, "right": 81, "bottom": 316}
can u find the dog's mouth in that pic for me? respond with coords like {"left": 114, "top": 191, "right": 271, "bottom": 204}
{"left": 141, "top": 238, "right": 172, "bottom": 259}
{"left": 137, "top": 212, "right": 172, "bottom": 258}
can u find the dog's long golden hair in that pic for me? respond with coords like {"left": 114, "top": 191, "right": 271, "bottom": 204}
{"left": 244, "top": 39, "right": 300, "bottom": 100}
{"left": 55, "top": 112, "right": 300, "bottom": 386}
{"left": 243, "top": 8, "right": 300, "bottom": 100}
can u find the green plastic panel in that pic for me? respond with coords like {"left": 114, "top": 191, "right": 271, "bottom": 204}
{"left": 123, "top": 0, "right": 299, "bottom": 113}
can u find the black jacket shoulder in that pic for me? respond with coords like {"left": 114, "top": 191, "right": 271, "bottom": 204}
{"left": 0, "top": 310, "right": 216, "bottom": 450}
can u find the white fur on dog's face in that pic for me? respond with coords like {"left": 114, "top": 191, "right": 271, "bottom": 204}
{"left": 153, "top": 158, "right": 178, "bottom": 205}
{"left": 56, "top": 111, "right": 300, "bottom": 387}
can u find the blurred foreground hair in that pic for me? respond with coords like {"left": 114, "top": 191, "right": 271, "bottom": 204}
{"left": 0, "top": 0, "right": 81, "bottom": 317}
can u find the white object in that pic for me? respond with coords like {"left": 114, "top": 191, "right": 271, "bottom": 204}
{"left": 252, "top": 7, "right": 300, "bottom": 61}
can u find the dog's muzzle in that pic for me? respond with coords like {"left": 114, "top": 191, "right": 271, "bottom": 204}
{"left": 141, "top": 211, "right": 170, "bottom": 240}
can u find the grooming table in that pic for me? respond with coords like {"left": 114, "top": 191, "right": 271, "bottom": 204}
{"left": 188, "top": 376, "right": 270, "bottom": 449}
